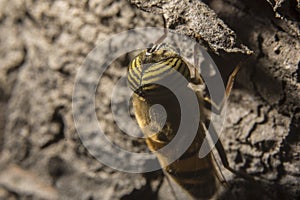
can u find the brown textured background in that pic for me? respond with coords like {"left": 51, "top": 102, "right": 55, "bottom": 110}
{"left": 0, "top": 0, "right": 299, "bottom": 199}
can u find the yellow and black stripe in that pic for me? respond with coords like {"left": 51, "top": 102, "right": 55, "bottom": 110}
{"left": 127, "top": 44, "right": 191, "bottom": 97}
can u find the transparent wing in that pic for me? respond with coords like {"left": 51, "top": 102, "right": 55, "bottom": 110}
{"left": 200, "top": 121, "right": 231, "bottom": 186}
{"left": 161, "top": 171, "right": 195, "bottom": 200}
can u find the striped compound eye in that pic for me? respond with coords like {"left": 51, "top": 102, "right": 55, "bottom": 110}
{"left": 127, "top": 44, "right": 190, "bottom": 96}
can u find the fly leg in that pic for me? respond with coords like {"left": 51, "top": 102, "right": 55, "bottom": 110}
{"left": 203, "top": 63, "right": 241, "bottom": 114}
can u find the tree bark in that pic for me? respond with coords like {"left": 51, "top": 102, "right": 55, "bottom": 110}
{"left": 0, "top": 0, "right": 299, "bottom": 199}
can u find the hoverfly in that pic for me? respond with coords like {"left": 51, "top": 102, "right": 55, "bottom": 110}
{"left": 127, "top": 35, "right": 248, "bottom": 199}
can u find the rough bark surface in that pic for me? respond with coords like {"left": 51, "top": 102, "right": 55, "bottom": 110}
{"left": 0, "top": 0, "right": 299, "bottom": 200}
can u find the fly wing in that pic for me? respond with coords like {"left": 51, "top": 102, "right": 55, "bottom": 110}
{"left": 199, "top": 121, "right": 230, "bottom": 187}
{"left": 161, "top": 171, "right": 196, "bottom": 200}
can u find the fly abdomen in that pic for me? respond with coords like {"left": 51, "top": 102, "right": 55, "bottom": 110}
{"left": 166, "top": 150, "right": 217, "bottom": 199}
